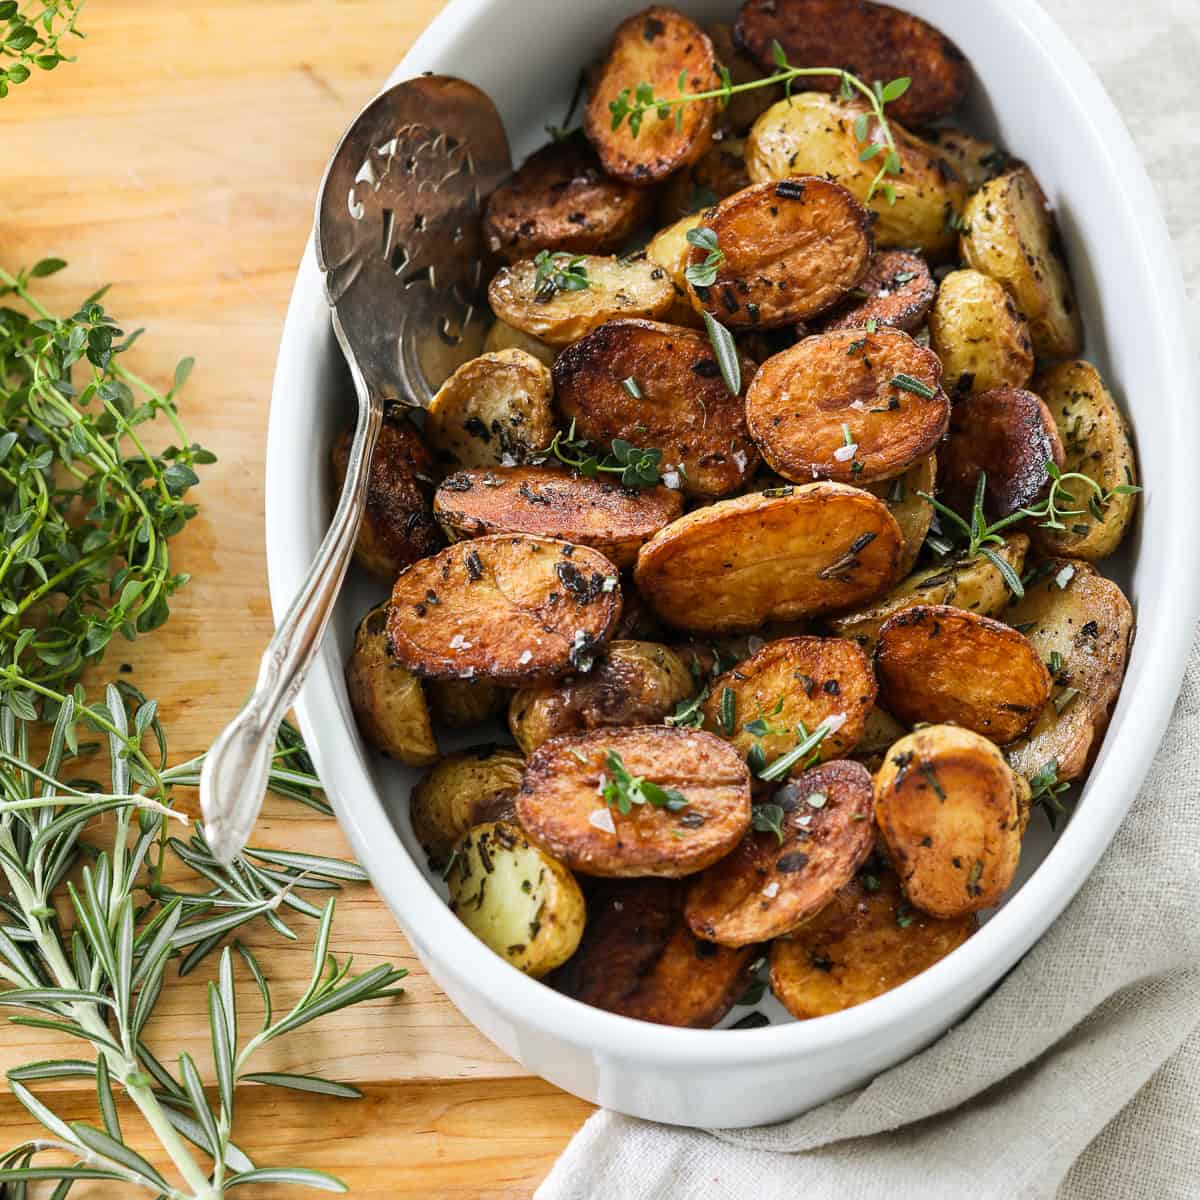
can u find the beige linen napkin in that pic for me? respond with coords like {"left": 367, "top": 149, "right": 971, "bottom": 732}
{"left": 537, "top": 4, "right": 1200, "bottom": 1195}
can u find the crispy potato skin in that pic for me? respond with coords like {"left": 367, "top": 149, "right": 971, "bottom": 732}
{"left": 923, "top": 128, "right": 1013, "bottom": 193}
{"left": 483, "top": 138, "right": 654, "bottom": 261}
{"left": 584, "top": 7, "right": 720, "bottom": 184}
{"left": 770, "top": 867, "right": 976, "bottom": 1019}
{"left": 875, "top": 725, "right": 1028, "bottom": 917}
{"left": 875, "top": 604, "right": 1052, "bottom": 743}
{"left": 427, "top": 677, "right": 508, "bottom": 729}
{"left": 434, "top": 466, "right": 683, "bottom": 568}
{"left": 865, "top": 453, "right": 935, "bottom": 576}
{"left": 735, "top": 0, "right": 969, "bottom": 125}
{"left": 1006, "top": 560, "right": 1134, "bottom": 783}
{"left": 387, "top": 535, "right": 622, "bottom": 683}
{"left": 685, "top": 760, "right": 875, "bottom": 945}
{"left": 746, "top": 329, "right": 949, "bottom": 485}
{"left": 1031, "top": 361, "right": 1138, "bottom": 561}
{"left": 686, "top": 177, "right": 873, "bottom": 328}
{"left": 929, "top": 269, "right": 1034, "bottom": 396}
{"left": 552, "top": 319, "right": 760, "bottom": 497}
{"left": 658, "top": 135, "right": 752, "bottom": 223}
{"left": 517, "top": 727, "right": 751, "bottom": 877}
{"left": 705, "top": 23, "right": 779, "bottom": 135}
{"left": 482, "top": 319, "right": 556, "bottom": 368}
{"left": 509, "top": 640, "right": 693, "bottom": 755}
{"left": 813, "top": 250, "right": 936, "bottom": 334}
{"left": 635, "top": 483, "right": 903, "bottom": 633}
{"left": 549, "top": 878, "right": 757, "bottom": 1027}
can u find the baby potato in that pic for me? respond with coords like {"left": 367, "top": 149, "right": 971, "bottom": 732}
{"left": 923, "top": 128, "right": 1013, "bottom": 193}
{"left": 387, "top": 535, "right": 622, "bottom": 683}
{"left": 770, "top": 866, "right": 977, "bottom": 1019}
{"left": 488, "top": 253, "right": 675, "bottom": 347}
{"left": 705, "top": 24, "right": 779, "bottom": 135}
{"left": 685, "top": 760, "right": 874, "bottom": 945}
{"left": 345, "top": 602, "right": 438, "bottom": 766}
{"left": 635, "top": 483, "right": 903, "bottom": 633}
{"left": 746, "top": 93, "right": 966, "bottom": 257}
{"left": 427, "top": 678, "right": 507, "bottom": 729}
{"left": 1030, "top": 360, "right": 1138, "bottom": 561}
{"left": 685, "top": 177, "right": 873, "bottom": 328}
{"left": 426, "top": 350, "right": 555, "bottom": 469}
{"left": 960, "top": 167, "right": 1083, "bottom": 360}
{"left": 482, "top": 319, "right": 556, "bottom": 368}
{"left": 875, "top": 604, "right": 1053, "bottom": 743}
{"left": 929, "top": 269, "right": 1034, "bottom": 395}
{"left": 446, "top": 821, "right": 585, "bottom": 978}
{"left": 875, "top": 725, "right": 1029, "bottom": 917}
{"left": 658, "top": 135, "right": 752, "bottom": 222}
{"left": 865, "top": 453, "right": 936, "bottom": 576}
{"left": 410, "top": 746, "right": 526, "bottom": 865}
{"left": 813, "top": 250, "right": 936, "bottom": 335}
{"left": 509, "top": 640, "right": 693, "bottom": 755}
{"left": 746, "top": 329, "right": 949, "bottom": 485}
{"left": 549, "top": 877, "right": 758, "bottom": 1026}
{"left": 584, "top": 6, "right": 720, "bottom": 184}
{"left": 645, "top": 213, "right": 706, "bottom": 328}
{"left": 516, "top": 727, "right": 751, "bottom": 877}
{"left": 1006, "top": 560, "right": 1134, "bottom": 783}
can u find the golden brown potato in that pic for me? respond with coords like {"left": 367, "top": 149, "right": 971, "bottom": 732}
{"left": 488, "top": 253, "right": 675, "bottom": 347}
{"left": 1030, "top": 361, "right": 1138, "bottom": 561}
{"left": 345, "top": 602, "right": 438, "bottom": 766}
{"left": 331, "top": 415, "right": 441, "bottom": 580}
{"left": 875, "top": 725, "right": 1029, "bottom": 917}
{"left": 509, "top": 641, "right": 693, "bottom": 756}
{"left": 812, "top": 250, "right": 936, "bottom": 335}
{"left": 705, "top": 23, "right": 779, "bottom": 134}
{"left": 685, "top": 178, "right": 872, "bottom": 328}
{"left": 960, "top": 167, "right": 1083, "bottom": 360}
{"left": 483, "top": 137, "right": 654, "bottom": 261}
{"left": 685, "top": 760, "right": 874, "bottom": 945}
{"left": 482, "top": 319, "right": 556, "bottom": 368}
{"left": 658, "top": 135, "right": 752, "bottom": 222}
{"left": 875, "top": 604, "right": 1053, "bottom": 743}
{"left": 425, "top": 350, "right": 555, "bottom": 469}
{"left": 446, "top": 821, "right": 585, "bottom": 978}
{"left": 1005, "top": 560, "right": 1134, "bottom": 783}
{"left": 433, "top": 466, "right": 683, "bottom": 569}
{"left": 770, "top": 866, "right": 976, "bottom": 1019}
{"left": 552, "top": 319, "right": 760, "bottom": 497}
{"left": 635, "top": 483, "right": 903, "bottom": 633}
{"left": 549, "top": 878, "right": 757, "bottom": 1026}
{"left": 928, "top": 269, "right": 1034, "bottom": 396}
{"left": 644, "top": 213, "right": 706, "bottom": 328}
{"left": 584, "top": 7, "right": 720, "bottom": 184}
{"left": 427, "top": 678, "right": 507, "bottom": 729}
{"left": 387, "top": 536, "right": 622, "bottom": 683}
{"left": 746, "top": 329, "right": 949, "bottom": 485}
{"left": 865, "top": 453, "right": 935, "bottom": 575}
{"left": 850, "top": 705, "right": 908, "bottom": 771}
{"left": 923, "top": 128, "right": 1014, "bottom": 193}
{"left": 735, "top": 0, "right": 969, "bottom": 125}
{"left": 516, "top": 727, "right": 751, "bottom": 877}
{"left": 746, "top": 94, "right": 966, "bottom": 257}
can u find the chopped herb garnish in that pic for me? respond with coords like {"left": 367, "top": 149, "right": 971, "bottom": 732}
{"left": 758, "top": 720, "right": 830, "bottom": 782}
{"left": 751, "top": 802, "right": 785, "bottom": 844}
{"left": 601, "top": 750, "right": 688, "bottom": 815}
{"left": 684, "top": 226, "right": 726, "bottom": 288}
{"left": 700, "top": 310, "right": 741, "bottom": 396}
{"left": 533, "top": 249, "right": 590, "bottom": 299}
{"left": 719, "top": 686, "right": 737, "bottom": 735}
{"left": 534, "top": 418, "right": 665, "bottom": 488}
{"left": 890, "top": 372, "right": 936, "bottom": 399}
{"left": 621, "top": 376, "right": 643, "bottom": 400}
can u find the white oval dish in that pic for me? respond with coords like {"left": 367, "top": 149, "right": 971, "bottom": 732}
{"left": 265, "top": 0, "right": 1199, "bottom": 1128}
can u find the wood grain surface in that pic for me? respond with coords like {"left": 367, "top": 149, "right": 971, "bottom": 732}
{"left": 0, "top": 1, "right": 592, "bottom": 1194}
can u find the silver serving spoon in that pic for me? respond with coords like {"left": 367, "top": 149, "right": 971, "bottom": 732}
{"left": 199, "top": 75, "right": 511, "bottom": 865}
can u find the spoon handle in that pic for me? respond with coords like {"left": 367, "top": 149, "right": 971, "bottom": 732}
{"left": 200, "top": 313, "right": 382, "bottom": 864}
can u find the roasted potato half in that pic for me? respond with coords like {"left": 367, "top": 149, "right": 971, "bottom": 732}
{"left": 387, "top": 535, "right": 622, "bottom": 683}
{"left": 685, "top": 760, "right": 875, "bottom": 945}
{"left": 658, "top": 135, "right": 752, "bottom": 222}
{"left": 584, "top": 6, "right": 720, "bottom": 184}
{"left": 812, "top": 250, "right": 936, "bottom": 335}
{"left": 427, "top": 678, "right": 507, "bottom": 729}
{"left": 488, "top": 253, "right": 675, "bottom": 347}
{"left": 747, "top": 328, "right": 948, "bottom": 485}
{"left": 875, "top": 604, "right": 1052, "bottom": 743}
{"left": 509, "top": 640, "right": 694, "bottom": 756}
{"left": 960, "top": 167, "right": 1083, "bottom": 360}
{"left": 865, "top": 453, "right": 936, "bottom": 576}
{"left": 482, "top": 319, "right": 556, "bottom": 368}
{"left": 446, "top": 821, "right": 585, "bottom": 978}
{"left": 923, "top": 128, "right": 1013, "bottom": 193}
{"left": 770, "top": 867, "right": 976, "bottom": 1019}
{"left": 516, "top": 727, "right": 751, "bottom": 877}
{"left": 875, "top": 725, "right": 1029, "bottom": 917}
{"left": 1006, "top": 560, "right": 1134, "bottom": 783}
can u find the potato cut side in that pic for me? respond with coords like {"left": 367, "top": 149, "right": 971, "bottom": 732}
{"left": 684, "top": 177, "right": 872, "bottom": 328}
{"left": 550, "top": 878, "right": 758, "bottom": 1027}
{"left": 387, "top": 535, "right": 622, "bottom": 682}
{"left": 685, "top": 760, "right": 875, "bottom": 946}
{"left": 865, "top": 452, "right": 935, "bottom": 576}
{"left": 874, "top": 725, "right": 1029, "bottom": 917}
{"left": 658, "top": 134, "right": 752, "bottom": 222}
{"left": 446, "top": 821, "right": 585, "bottom": 978}
{"left": 645, "top": 212, "right": 706, "bottom": 328}
{"left": 770, "top": 867, "right": 976, "bottom": 1019}
{"left": 813, "top": 251, "right": 936, "bottom": 334}
{"left": 874, "top": 604, "right": 1052, "bottom": 743}
{"left": 635, "top": 483, "right": 903, "bottom": 633}
{"left": 427, "top": 677, "right": 507, "bottom": 729}
{"left": 552, "top": 319, "right": 760, "bottom": 497}
{"left": 924, "top": 128, "right": 1013, "bottom": 193}
{"left": 746, "top": 329, "right": 949, "bottom": 485}
{"left": 482, "top": 318, "right": 556, "bottom": 368}
{"left": 434, "top": 465, "right": 684, "bottom": 568}
{"left": 516, "top": 727, "right": 751, "bottom": 877}
{"left": 584, "top": 6, "right": 720, "bottom": 184}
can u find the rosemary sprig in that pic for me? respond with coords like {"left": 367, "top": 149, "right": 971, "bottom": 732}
{"left": 0, "top": 1, "right": 86, "bottom": 97}
{"left": 533, "top": 419, "right": 668, "bottom": 488}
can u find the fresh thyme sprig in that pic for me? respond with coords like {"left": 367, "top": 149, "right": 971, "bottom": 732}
{"left": 533, "top": 419, "right": 669, "bottom": 488}
{"left": 532, "top": 249, "right": 590, "bottom": 301}
{"left": 684, "top": 227, "right": 725, "bottom": 288}
{"left": 600, "top": 749, "right": 688, "bottom": 815}
{"left": 0, "top": 1, "right": 86, "bottom": 97}
{"left": 1028, "top": 757, "right": 1072, "bottom": 830}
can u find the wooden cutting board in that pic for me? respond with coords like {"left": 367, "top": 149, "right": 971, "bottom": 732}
{"left": 0, "top": 2, "right": 592, "bottom": 1193}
